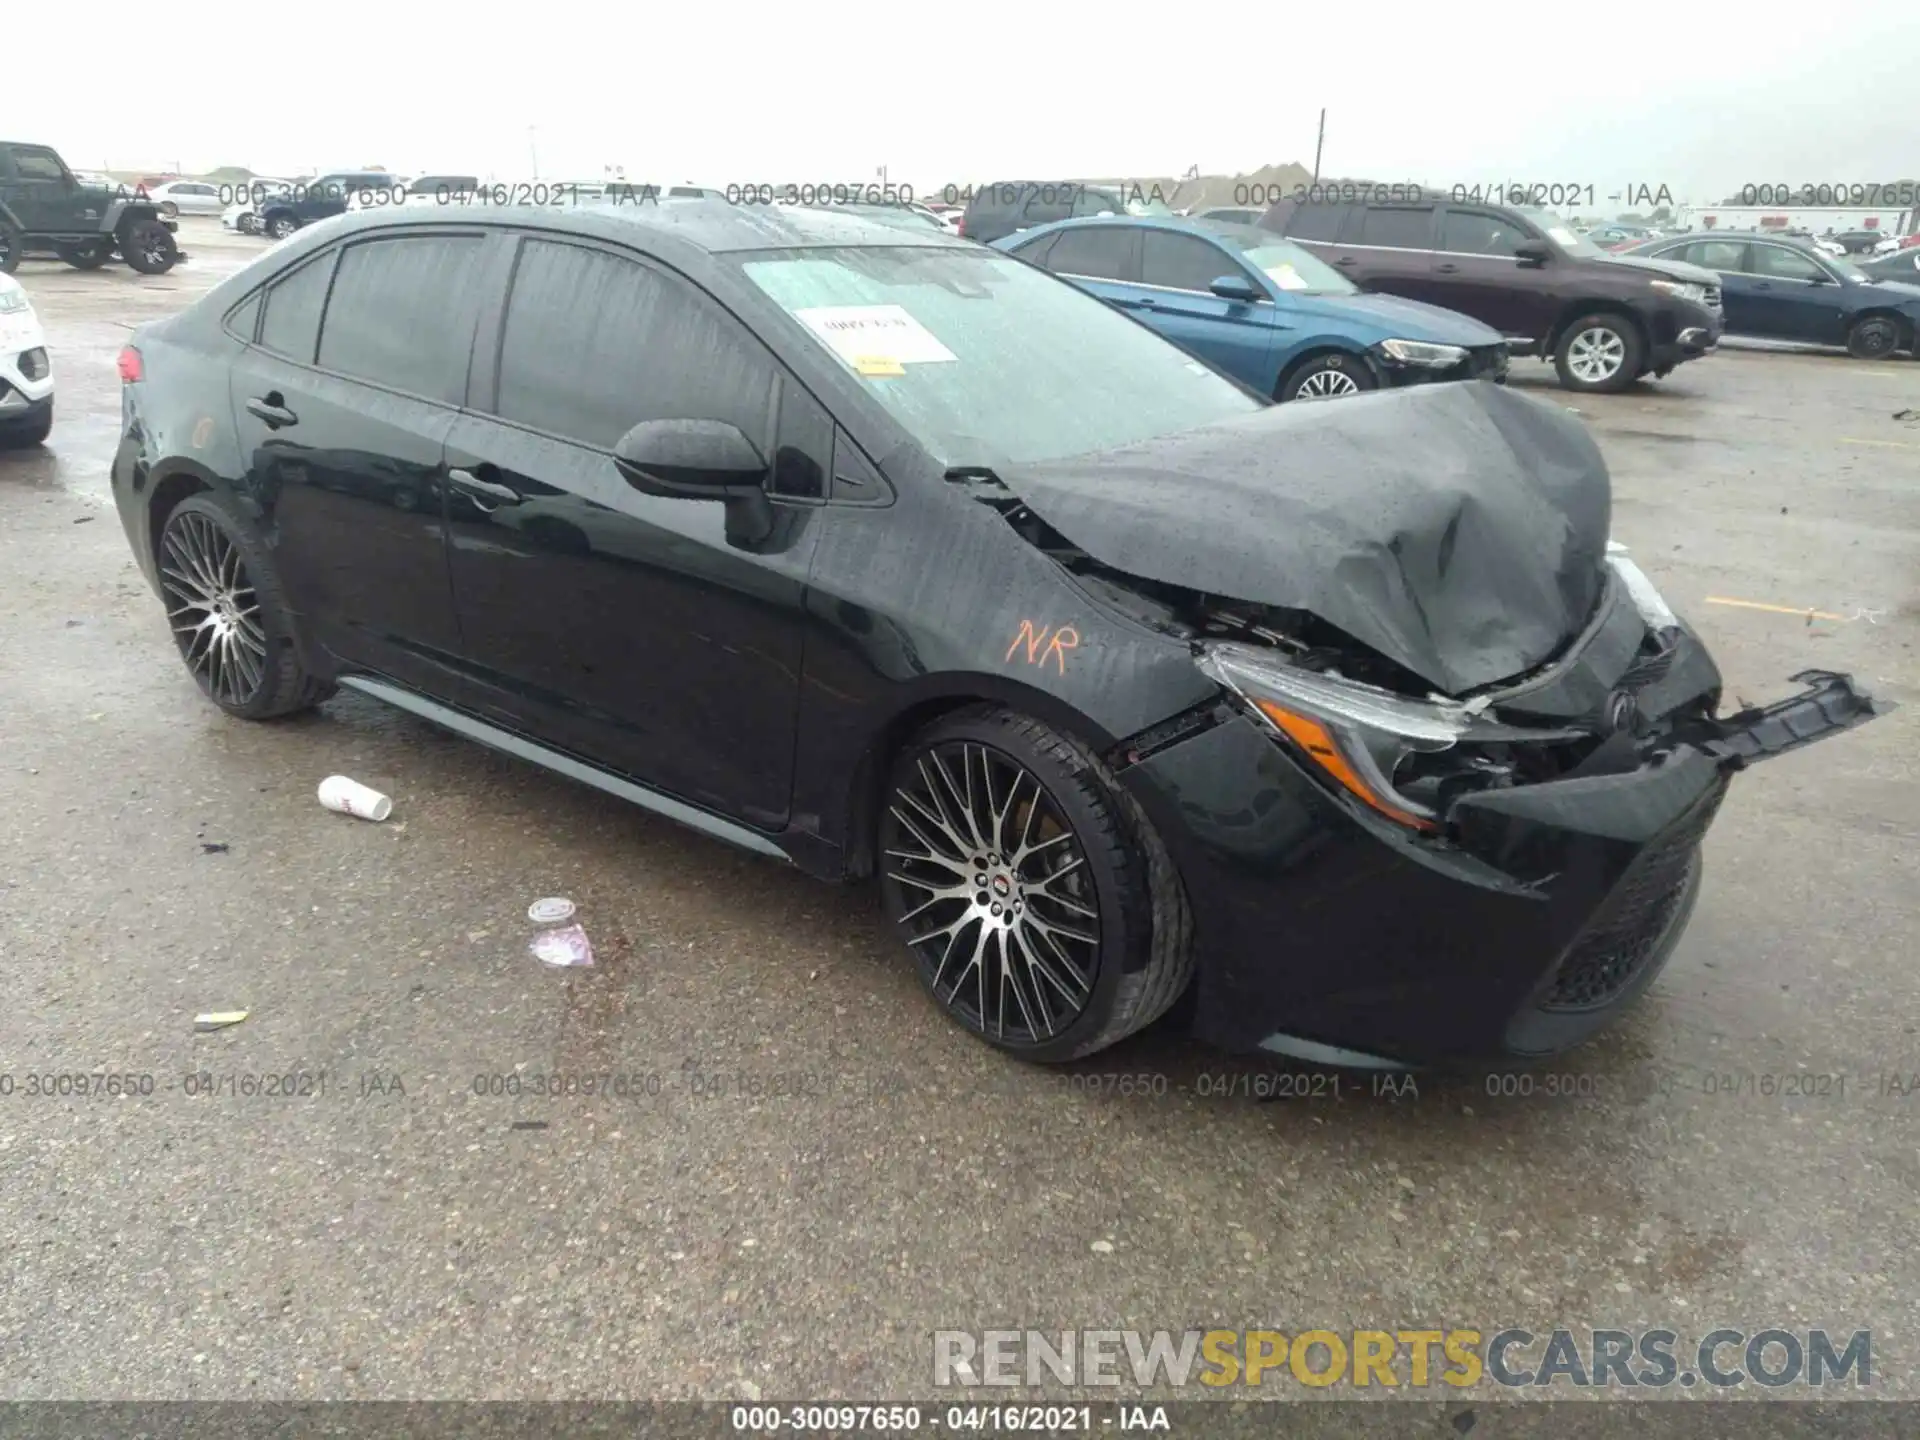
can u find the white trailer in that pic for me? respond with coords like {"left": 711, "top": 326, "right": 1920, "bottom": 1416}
{"left": 1684, "top": 204, "right": 1919, "bottom": 238}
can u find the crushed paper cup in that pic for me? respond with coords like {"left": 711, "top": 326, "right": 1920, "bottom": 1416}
{"left": 317, "top": 775, "right": 392, "bottom": 822}
{"left": 530, "top": 924, "right": 594, "bottom": 968}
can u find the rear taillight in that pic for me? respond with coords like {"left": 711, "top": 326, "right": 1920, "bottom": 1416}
{"left": 955, "top": 217, "right": 966, "bottom": 237}
{"left": 117, "top": 345, "right": 143, "bottom": 382}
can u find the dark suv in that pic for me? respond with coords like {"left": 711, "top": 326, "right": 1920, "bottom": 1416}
{"left": 959, "top": 181, "right": 1169, "bottom": 244}
{"left": 1262, "top": 196, "right": 1723, "bottom": 392}
{"left": 255, "top": 172, "right": 401, "bottom": 240}
{"left": 0, "top": 141, "right": 182, "bottom": 275}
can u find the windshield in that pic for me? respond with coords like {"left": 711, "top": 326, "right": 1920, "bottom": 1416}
{"left": 1230, "top": 237, "right": 1355, "bottom": 294}
{"left": 737, "top": 245, "right": 1260, "bottom": 467}
{"left": 1825, "top": 254, "right": 1872, "bottom": 283}
{"left": 1521, "top": 208, "right": 1607, "bottom": 258}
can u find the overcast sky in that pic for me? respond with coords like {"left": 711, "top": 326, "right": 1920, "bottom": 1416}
{"left": 12, "top": 2, "right": 1917, "bottom": 202}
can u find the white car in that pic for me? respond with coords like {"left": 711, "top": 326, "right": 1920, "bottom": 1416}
{"left": 221, "top": 179, "right": 301, "bottom": 233}
{"left": 0, "top": 273, "right": 54, "bottom": 449}
{"left": 147, "top": 181, "right": 228, "bottom": 217}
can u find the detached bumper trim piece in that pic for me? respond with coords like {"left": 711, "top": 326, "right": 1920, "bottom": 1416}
{"left": 1691, "top": 669, "right": 1893, "bottom": 767}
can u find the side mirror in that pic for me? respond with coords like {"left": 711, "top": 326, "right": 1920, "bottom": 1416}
{"left": 1514, "top": 240, "right": 1553, "bottom": 265}
{"left": 614, "top": 418, "right": 768, "bottom": 499}
{"left": 1804, "top": 269, "right": 1834, "bottom": 284}
{"left": 1209, "top": 274, "right": 1263, "bottom": 302}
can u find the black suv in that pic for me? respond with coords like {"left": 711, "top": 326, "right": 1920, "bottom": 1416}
{"left": 959, "top": 181, "right": 1169, "bottom": 244}
{"left": 0, "top": 141, "right": 183, "bottom": 275}
{"left": 1262, "top": 196, "right": 1723, "bottom": 392}
{"left": 255, "top": 172, "right": 401, "bottom": 241}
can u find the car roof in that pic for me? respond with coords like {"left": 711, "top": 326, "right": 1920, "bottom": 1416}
{"left": 1012, "top": 214, "right": 1275, "bottom": 247}
{"left": 284, "top": 196, "right": 972, "bottom": 256}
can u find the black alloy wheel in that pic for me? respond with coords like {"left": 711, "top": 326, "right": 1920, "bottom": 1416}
{"left": 123, "top": 220, "right": 178, "bottom": 274}
{"left": 879, "top": 709, "right": 1192, "bottom": 1061}
{"left": 1846, "top": 314, "right": 1903, "bottom": 360}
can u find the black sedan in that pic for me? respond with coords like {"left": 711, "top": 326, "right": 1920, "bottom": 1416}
{"left": 1858, "top": 247, "right": 1920, "bottom": 284}
{"left": 1620, "top": 233, "right": 1920, "bottom": 358}
{"left": 108, "top": 204, "right": 1889, "bottom": 1068}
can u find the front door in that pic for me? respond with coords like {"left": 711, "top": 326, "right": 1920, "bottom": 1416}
{"left": 440, "top": 234, "right": 816, "bottom": 829}
{"left": 225, "top": 230, "right": 491, "bottom": 691}
{"left": 1430, "top": 206, "right": 1554, "bottom": 341}
{"left": 2, "top": 145, "right": 80, "bottom": 233}
{"left": 1131, "top": 229, "right": 1277, "bottom": 383}
{"left": 1744, "top": 243, "right": 1850, "bottom": 343}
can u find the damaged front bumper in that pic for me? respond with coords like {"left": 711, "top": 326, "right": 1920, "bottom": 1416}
{"left": 1118, "top": 657, "right": 1891, "bottom": 1067}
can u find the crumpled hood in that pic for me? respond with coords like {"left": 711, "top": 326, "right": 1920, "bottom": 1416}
{"left": 1001, "top": 381, "right": 1611, "bottom": 695}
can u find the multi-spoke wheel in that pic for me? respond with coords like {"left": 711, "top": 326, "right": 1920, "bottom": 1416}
{"left": 879, "top": 708, "right": 1193, "bottom": 1061}
{"left": 1281, "top": 352, "right": 1374, "bottom": 402}
{"left": 1554, "top": 313, "right": 1643, "bottom": 393}
{"left": 155, "top": 493, "right": 333, "bottom": 719}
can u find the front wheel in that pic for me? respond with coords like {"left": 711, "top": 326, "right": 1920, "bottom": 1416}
{"left": 1280, "top": 351, "right": 1375, "bottom": 402}
{"left": 156, "top": 493, "right": 334, "bottom": 718}
{"left": 878, "top": 708, "right": 1193, "bottom": 1062}
{"left": 158, "top": 201, "right": 180, "bottom": 219}
{"left": 264, "top": 213, "right": 298, "bottom": 241}
{"left": 121, "top": 220, "right": 178, "bottom": 274}
{"left": 1846, "top": 314, "right": 1904, "bottom": 360}
{"left": 1554, "top": 313, "right": 1643, "bottom": 392}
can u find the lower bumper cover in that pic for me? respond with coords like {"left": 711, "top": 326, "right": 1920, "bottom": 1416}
{"left": 0, "top": 390, "right": 54, "bottom": 430}
{"left": 1122, "top": 669, "right": 1888, "bottom": 1066}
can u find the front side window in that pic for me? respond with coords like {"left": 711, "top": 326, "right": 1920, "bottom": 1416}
{"left": 1750, "top": 245, "right": 1827, "bottom": 282}
{"left": 256, "top": 253, "right": 335, "bottom": 363}
{"left": 13, "top": 149, "right": 66, "bottom": 182}
{"left": 494, "top": 238, "right": 777, "bottom": 451}
{"left": 1358, "top": 207, "right": 1433, "bottom": 249}
{"left": 1140, "top": 232, "right": 1236, "bottom": 292}
{"left": 1441, "top": 209, "right": 1528, "bottom": 256}
{"left": 316, "top": 234, "right": 486, "bottom": 401}
{"left": 738, "top": 244, "right": 1261, "bottom": 468}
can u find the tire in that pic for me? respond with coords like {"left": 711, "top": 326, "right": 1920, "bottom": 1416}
{"left": 1846, "top": 313, "right": 1904, "bottom": 360}
{"left": 1554, "top": 313, "right": 1643, "bottom": 393}
{"left": 121, "top": 220, "right": 178, "bottom": 275}
{"left": 264, "top": 212, "right": 298, "bottom": 241}
{"left": 158, "top": 201, "right": 179, "bottom": 219}
{"left": 878, "top": 706, "right": 1193, "bottom": 1062}
{"left": 238, "top": 214, "right": 259, "bottom": 235}
{"left": 0, "top": 223, "right": 20, "bottom": 274}
{"left": 155, "top": 492, "right": 334, "bottom": 719}
{"left": 1279, "top": 351, "right": 1375, "bottom": 402}
{"left": 58, "top": 240, "right": 113, "bottom": 269}
{"left": 0, "top": 403, "right": 53, "bottom": 450}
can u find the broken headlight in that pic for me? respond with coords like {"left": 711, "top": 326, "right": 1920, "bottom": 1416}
{"left": 1196, "top": 644, "right": 1586, "bottom": 833}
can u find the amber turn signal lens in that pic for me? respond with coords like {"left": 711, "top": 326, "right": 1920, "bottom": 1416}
{"left": 1254, "top": 699, "right": 1436, "bottom": 832}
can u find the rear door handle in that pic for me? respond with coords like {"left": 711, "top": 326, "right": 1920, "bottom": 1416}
{"left": 1333, "top": 256, "right": 1358, "bottom": 267}
{"left": 448, "top": 466, "right": 521, "bottom": 508}
{"left": 245, "top": 395, "right": 297, "bottom": 427}
{"left": 1434, "top": 262, "right": 1460, "bottom": 274}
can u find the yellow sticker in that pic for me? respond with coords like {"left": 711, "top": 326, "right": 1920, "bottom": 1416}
{"left": 853, "top": 355, "right": 905, "bottom": 377}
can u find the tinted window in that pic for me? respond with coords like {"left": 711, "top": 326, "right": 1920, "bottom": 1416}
{"left": 316, "top": 235, "right": 486, "bottom": 401}
{"left": 496, "top": 238, "right": 776, "bottom": 451}
{"left": 1440, "top": 209, "right": 1528, "bottom": 256}
{"left": 1011, "top": 232, "right": 1059, "bottom": 267}
{"left": 1359, "top": 207, "right": 1433, "bottom": 248}
{"left": 1141, "top": 232, "right": 1235, "bottom": 292}
{"left": 770, "top": 383, "right": 832, "bottom": 499}
{"left": 225, "top": 292, "right": 262, "bottom": 343}
{"left": 1679, "top": 240, "right": 1747, "bottom": 271}
{"left": 1750, "top": 245, "right": 1826, "bottom": 281}
{"left": 1285, "top": 203, "right": 1350, "bottom": 243}
{"left": 1045, "top": 226, "right": 1134, "bottom": 281}
{"left": 1023, "top": 187, "right": 1074, "bottom": 224}
{"left": 13, "top": 149, "right": 65, "bottom": 181}
{"left": 256, "top": 253, "right": 334, "bottom": 363}
{"left": 1070, "top": 187, "right": 1124, "bottom": 218}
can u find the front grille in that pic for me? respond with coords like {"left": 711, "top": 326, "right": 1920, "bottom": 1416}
{"left": 1539, "top": 782, "right": 1725, "bottom": 1012}
{"left": 18, "top": 347, "right": 48, "bottom": 381}
{"left": 1470, "top": 346, "right": 1509, "bottom": 378}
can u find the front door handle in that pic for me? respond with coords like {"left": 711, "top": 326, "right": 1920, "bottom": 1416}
{"left": 1434, "top": 262, "right": 1460, "bottom": 274}
{"left": 245, "top": 395, "right": 297, "bottom": 428}
{"left": 448, "top": 466, "right": 522, "bottom": 508}
{"left": 1333, "top": 256, "right": 1358, "bottom": 267}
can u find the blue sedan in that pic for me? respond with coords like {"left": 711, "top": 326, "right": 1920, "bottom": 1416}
{"left": 994, "top": 215, "right": 1508, "bottom": 400}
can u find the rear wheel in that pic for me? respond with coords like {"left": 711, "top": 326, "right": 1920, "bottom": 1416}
{"left": 0, "top": 223, "right": 20, "bottom": 274}
{"left": 121, "top": 220, "right": 178, "bottom": 274}
{"left": 156, "top": 492, "right": 333, "bottom": 718}
{"left": 1280, "top": 351, "right": 1375, "bottom": 401}
{"left": 1846, "top": 314, "right": 1904, "bottom": 360}
{"left": 58, "top": 240, "right": 113, "bottom": 269}
{"left": 878, "top": 708, "right": 1193, "bottom": 1062}
{"left": 1554, "top": 313, "right": 1642, "bottom": 392}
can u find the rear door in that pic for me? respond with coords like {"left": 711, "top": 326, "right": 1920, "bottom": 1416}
{"left": 440, "top": 234, "right": 818, "bottom": 828}
{"left": 1031, "top": 223, "right": 1140, "bottom": 307}
{"left": 226, "top": 229, "right": 491, "bottom": 691}
{"left": 1133, "top": 230, "right": 1277, "bottom": 385}
{"left": 1432, "top": 205, "right": 1551, "bottom": 339}
{"left": 1332, "top": 203, "right": 1438, "bottom": 301}
{"left": 1745, "top": 242, "right": 1850, "bottom": 343}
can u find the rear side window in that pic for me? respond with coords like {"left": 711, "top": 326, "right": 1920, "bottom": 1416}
{"left": 1140, "top": 232, "right": 1234, "bottom": 292}
{"left": 1010, "top": 232, "right": 1060, "bottom": 267}
{"left": 1680, "top": 239, "right": 1746, "bottom": 271}
{"left": 493, "top": 238, "right": 776, "bottom": 451}
{"left": 316, "top": 234, "right": 486, "bottom": 401}
{"left": 256, "top": 253, "right": 335, "bottom": 363}
{"left": 1440, "top": 209, "right": 1528, "bottom": 256}
{"left": 1045, "top": 226, "right": 1135, "bottom": 281}
{"left": 1070, "top": 187, "right": 1124, "bottom": 219}
{"left": 1358, "top": 207, "right": 1433, "bottom": 248}
{"left": 1024, "top": 187, "right": 1075, "bottom": 225}
{"left": 1284, "top": 202, "right": 1351, "bottom": 243}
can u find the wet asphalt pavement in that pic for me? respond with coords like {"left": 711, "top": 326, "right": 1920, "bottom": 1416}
{"left": 1, "top": 219, "right": 1916, "bottom": 1404}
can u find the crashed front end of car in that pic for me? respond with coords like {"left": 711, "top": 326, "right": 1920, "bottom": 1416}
{"left": 990, "top": 382, "right": 1890, "bottom": 1066}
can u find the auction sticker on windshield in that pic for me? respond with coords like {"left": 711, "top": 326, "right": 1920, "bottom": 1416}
{"left": 795, "top": 305, "right": 957, "bottom": 367}
{"left": 1265, "top": 263, "right": 1309, "bottom": 291}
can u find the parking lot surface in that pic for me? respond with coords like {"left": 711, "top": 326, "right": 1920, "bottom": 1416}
{"left": 1, "top": 218, "right": 1916, "bottom": 1401}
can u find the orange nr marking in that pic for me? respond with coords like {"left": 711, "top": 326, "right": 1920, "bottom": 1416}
{"left": 1006, "top": 620, "right": 1080, "bottom": 675}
